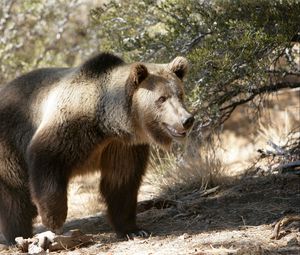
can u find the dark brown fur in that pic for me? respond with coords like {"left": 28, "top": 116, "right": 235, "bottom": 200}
{"left": 0, "top": 53, "right": 192, "bottom": 244}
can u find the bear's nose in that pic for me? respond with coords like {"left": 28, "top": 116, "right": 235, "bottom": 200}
{"left": 182, "top": 115, "right": 195, "bottom": 130}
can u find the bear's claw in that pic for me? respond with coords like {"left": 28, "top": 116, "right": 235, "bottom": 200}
{"left": 119, "top": 229, "right": 151, "bottom": 240}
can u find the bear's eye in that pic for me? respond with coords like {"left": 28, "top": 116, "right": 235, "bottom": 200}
{"left": 157, "top": 96, "right": 167, "bottom": 104}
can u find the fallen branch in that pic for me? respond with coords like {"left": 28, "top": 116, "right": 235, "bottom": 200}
{"left": 277, "top": 160, "right": 300, "bottom": 174}
{"left": 271, "top": 215, "right": 300, "bottom": 240}
{"left": 137, "top": 199, "right": 177, "bottom": 213}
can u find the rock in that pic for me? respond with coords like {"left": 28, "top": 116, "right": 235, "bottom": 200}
{"left": 36, "top": 231, "right": 56, "bottom": 250}
{"left": 15, "top": 229, "right": 94, "bottom": 253}
{"left": 178, "top": 233, "right": 190, "bottom": 240}
{"left": 15, "top": 237, "right": 30, "bottom": 252}
{"left": 28, "top": 242, "right": 44, "bottom": 254}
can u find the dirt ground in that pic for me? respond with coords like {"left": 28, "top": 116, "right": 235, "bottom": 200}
{"left": 1, "top": 172, "right": 299, "bottom": 255}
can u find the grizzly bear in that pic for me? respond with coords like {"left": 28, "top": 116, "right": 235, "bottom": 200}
{"left": 0, "top": 53, "right": 194, "bottom": 244}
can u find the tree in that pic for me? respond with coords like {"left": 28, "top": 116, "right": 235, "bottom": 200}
{"left": 0, "top": 0, "right": 91, "bottom": 83}
{"left": 90, "top": 0, "right": 300, "bottom": 132}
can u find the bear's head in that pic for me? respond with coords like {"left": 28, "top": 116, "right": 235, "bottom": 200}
{"left": 128, "top": 57, "right": 194, "bottom": 148}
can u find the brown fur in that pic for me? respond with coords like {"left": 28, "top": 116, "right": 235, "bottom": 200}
{"left": 0, "top": 53, "right": 193, "bottom": 244}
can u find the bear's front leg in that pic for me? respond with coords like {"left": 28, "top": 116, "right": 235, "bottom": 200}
{"left": 27, "top": 140, "right": 69, "bottom": 233}
{"left": 100, "top": 143, "right": 150, "bottom": 239}
{"left": 100, "top": 176, "right": 149, "bottom": 239}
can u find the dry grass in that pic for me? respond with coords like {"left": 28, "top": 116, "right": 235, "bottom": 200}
{"left": 217, "top": 89, "right": 299, "bottom": 175}
{"left": 147, "top": 140, "right": 224, "bottom": 197}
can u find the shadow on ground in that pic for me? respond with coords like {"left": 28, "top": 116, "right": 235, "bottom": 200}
{"left": 38, "top": 174, "right": 299, "bottom": 239}
{"left": 145, "top": 174, "right": 300, "bottom": 236}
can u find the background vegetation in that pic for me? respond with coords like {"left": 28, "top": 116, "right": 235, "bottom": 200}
{"left": 91, "top": 0, "right": 300, "bottom": 129}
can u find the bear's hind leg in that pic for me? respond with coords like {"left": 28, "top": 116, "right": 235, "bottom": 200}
{"left": 100, "top": 143, "right": 150, "bottom": 239}
{"left": 0, "top": 181, "right": 37, "bottom": 244}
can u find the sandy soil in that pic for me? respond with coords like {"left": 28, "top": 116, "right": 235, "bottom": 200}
{"left": 1, "top": 173, "right": 299, "bottom": 255}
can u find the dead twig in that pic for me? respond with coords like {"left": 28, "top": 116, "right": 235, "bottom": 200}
{"left": 277, "top": 160, "right": 300, "bottom": 175}
{"left": 271, "top": 215, "right": 300, "bottom": 240}
{"left": 137, "top": 199, "right": 178, "bottom": 213}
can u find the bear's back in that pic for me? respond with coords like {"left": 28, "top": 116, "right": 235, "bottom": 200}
{"left": 0, "top": 68, "right": 72, "bottom": 153}
{"left": 0, "top": 67, "right": 71, "bottom": 98}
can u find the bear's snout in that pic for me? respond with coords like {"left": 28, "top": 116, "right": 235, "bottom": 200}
{"left": 182, "top": 115, "right": 194, "bottom": 130}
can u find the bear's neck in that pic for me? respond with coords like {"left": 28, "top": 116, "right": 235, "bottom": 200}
{"left": 94, "top": 66, "right": 138, "bottom": 142}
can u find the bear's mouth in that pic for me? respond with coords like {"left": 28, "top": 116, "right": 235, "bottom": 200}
{"left": 163, "top": 123, "right": 187, "bottom": 138}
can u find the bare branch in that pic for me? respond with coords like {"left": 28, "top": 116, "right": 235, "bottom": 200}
{"left": 220, "top": 79, "right": 300, "bottom": 113}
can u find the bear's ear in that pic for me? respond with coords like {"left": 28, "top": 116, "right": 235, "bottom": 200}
{"left": 126, "top": 63, "right": 148, "bottom": 97}
{"left": 168, "top": 56, "right": 188, "bottom": 80}
{"left": 127, "top": 63, "right": 148, "bottom": 93}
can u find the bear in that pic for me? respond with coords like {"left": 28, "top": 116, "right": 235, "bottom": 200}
{"left": 0, "top": 53, "right": 194, "bottom": 244}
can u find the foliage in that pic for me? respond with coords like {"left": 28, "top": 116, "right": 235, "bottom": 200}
{"left": 90, "top": 0, "right": 300, "bottom": 133}
{"left": 0, "top": 0, "right": 92, "bottom": 83}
